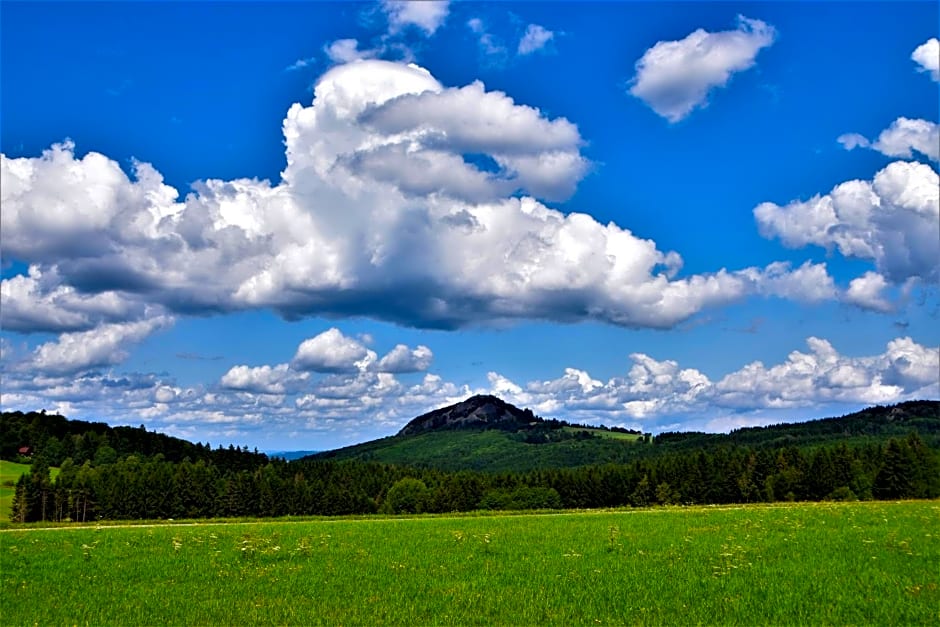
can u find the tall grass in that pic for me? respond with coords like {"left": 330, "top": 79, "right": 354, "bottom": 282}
{"left": 2, "top": 501, "right": 937, "bottom": 625}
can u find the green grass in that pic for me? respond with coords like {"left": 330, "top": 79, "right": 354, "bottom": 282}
{"left": 561, "top": 426, "right": 643, "bottom": 441}
{"left": 0, "top": 461, "right": 60, "bottom": 519}
{"left": 1, "top": 501, "right": 937, "bottom": 625}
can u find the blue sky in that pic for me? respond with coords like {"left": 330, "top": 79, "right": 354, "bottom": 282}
{"left": 2, "top": 1, "right": 938, "bottom": 451}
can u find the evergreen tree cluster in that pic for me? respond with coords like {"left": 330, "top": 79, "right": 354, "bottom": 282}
{"left": 5, "top": 407, "right": 938, "bottom": 523}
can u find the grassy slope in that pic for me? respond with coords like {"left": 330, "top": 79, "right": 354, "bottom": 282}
{"left": 315, "top": 428, "right": 648, "bottom": 472}
{"left": 0, "top": 461, "right": 60, "bottom": 519}
{"left": 1, "top": 501, "right": 937, "bottom": 625}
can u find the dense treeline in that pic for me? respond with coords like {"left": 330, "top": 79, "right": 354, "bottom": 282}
{"left": 1, "top": 410, "right": 268, "bottom": 470}
{"left": 654, "top": 400, "right": 940, "bottom": 450}
{"left": 309, "top": 400, "right": 939, "bottom": 471}
{"left": 7, "top": 417, "right": 938, "bottom": 522}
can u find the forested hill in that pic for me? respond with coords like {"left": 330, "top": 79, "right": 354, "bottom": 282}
{"left": 310, "top": 399, "right": 940, "bottom": 472}
{"left": 0, "top": 410, "right": 267, "bottom": 471}
{"left": 2, "top": 401, "right": 938, "bottom": 523}
{"left": 655, "top": 400, "right": 940, "bottom": 450}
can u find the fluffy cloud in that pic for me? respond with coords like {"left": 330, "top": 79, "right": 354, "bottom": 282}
{"left": 837, "top": 133, "right": 870, "bottom": 151}
{"left": 518, "top": 24, "right": 554, "bottom": 55}
{"left": 2, "top": 60, "right": 843, "bottom": 335}
{"left": 376, "top": 344, "right": 433, "bottom": 373}
{"left": 911, "top": 37, "right": 939, "bottom": 81}
{"left": 629, "top": 15, "right": 776, "bottom": 122}
{"left": 871, "top": 118, "right": 940, "bottom": 162}
{"left": 290, "top": 327, "right": 432, "bottom": 375}
{"left": 754, "top": 160, "right": 940, "bottom": 284}
{"left": 484, "top": 335, "right": 939, "bottom": 425}
{"left": 382, "top": 0, "right": 449, "bottom": 36}
{"left": 712, "top": 337, "right": 937, "bottom": 408}
{"left": 0, "top": 265, "right": 146, "bottom": 333}
{"left": 510, "top": 336, "right": 938, "bottom": 421}
{"left": 220, "top": 364, "right": 309, "bottom": 395}
{"left": 24, "top": 314, "right": 172, "bottom": 376}
{"left": 839, "top": 118, "right": 940, "bottom": 162}
{"left": 2, "top": 330, "right": 935, "bottom": 448}
{"left": 324, "top": 39, "right": 378, "bottom": 64}
{"left": 844, "top": 272, "right": 894, "bottom": 313}
{"left": 292, "top": 328, "right": 375, "bottom": 373}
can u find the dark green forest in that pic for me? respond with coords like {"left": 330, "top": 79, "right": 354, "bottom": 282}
{"left": 3, "top": 401, "right": 938, "bottom": 523}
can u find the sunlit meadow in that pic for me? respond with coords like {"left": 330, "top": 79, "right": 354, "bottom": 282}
{"left": 2, "top": 501, "right": 937, "bottom": 625}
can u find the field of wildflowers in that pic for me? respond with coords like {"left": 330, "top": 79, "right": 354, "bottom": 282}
{"left": 1, "top": 501, "right": 937, "bottom": 625}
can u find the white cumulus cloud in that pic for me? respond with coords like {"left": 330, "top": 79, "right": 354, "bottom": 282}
{"left": 844, "top": 271, "right": 894, "bottom": 313}
{"left": 754, "top": 160, "right": 940, "bottom": 284}
{"left": 839, "top": 118, "right": 940, "bottom": 162}
{"left": 911, "top": 37, "right": 939, "bottom": 81}
{"left": 220, "top": 363, "right": 309, "bottom": 395}
{"left": 1, "top": 59, "right": 842, "bottom": 335}
{"left": 292, "top": 328, "right": 375, "bottom": 373}
{"left": 376, "top": 344, "right": 433, "bottom": 373}
{"left": 629, "top": 15, "right": 776, "bottom": 122}
{"left": 26, "top": 314, "right": 172, "bottom": 376}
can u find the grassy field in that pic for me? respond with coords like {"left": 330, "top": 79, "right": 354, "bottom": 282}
{"left": 562, "top": 426, "right": 643, "bottom": 441}
{"left": 1, "top": 501, "right": 937, "bottom": 625}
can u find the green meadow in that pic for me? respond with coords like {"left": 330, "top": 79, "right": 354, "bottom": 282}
{"left": 1, "top": 501, "right": 937, "bottom": 626}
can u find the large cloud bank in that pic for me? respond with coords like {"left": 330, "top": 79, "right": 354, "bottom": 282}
{"left": 2, "top": 327, "right": 935, "bottom": 446}
{"left": 2, "top": 60, "right": 830, "bottom": 336}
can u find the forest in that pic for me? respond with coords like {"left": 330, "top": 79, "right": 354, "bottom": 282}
{"left": 3, "top": 402, "right": 939, "bottom": 523}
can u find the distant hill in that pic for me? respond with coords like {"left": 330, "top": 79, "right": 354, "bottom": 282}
{"left": 0, "top": 410, "right": 268, "bottom": 471}
{"left": 309, "top": 398, "right": 940, "bottom": 472}
{"left": 398, "top": 394, "right": 543, "bottom": 435}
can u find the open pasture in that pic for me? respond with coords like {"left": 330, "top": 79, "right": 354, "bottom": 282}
{"left": 1, "top": 501, "right": 937, "bottom": 625}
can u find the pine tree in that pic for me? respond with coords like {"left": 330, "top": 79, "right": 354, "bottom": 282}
{"left": 9, "top": 475, "right": 28, "bottom": 522}
{"left": 874, "top": 438, "right": 916, "bottom": 499}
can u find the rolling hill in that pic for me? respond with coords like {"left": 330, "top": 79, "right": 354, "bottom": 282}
{"left": 309, "top": 396, "right": 940, "bottom": 472}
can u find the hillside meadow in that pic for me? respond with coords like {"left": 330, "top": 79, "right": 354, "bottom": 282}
{"left": 1, "top": 501, "right": 937, "bottom": 625}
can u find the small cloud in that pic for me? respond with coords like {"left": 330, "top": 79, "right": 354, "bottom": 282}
{"left": 176, "top": 352, "right": 223, "bottom": 362}
{"left": 844, "top": 271, "right": 894, "bottom": 313}
{"left": 911, "top": 37, "right": 939, "bottom": 81}
{"left": 837, "top": 133, "right": 870, "bottom": 151}
{"left": 382, "top": 0, "right": 449, "bottom": 36}
{"left": 325, "top": 38, "right": 379, "bottom": 64}
{"left": 518, "top": 24, "right": 554, "bottom": 55}
{"left": 839, "top": 118, "right": 939, "bottom": 162}
{"left": 466, "top": 18, "right": 508, "bottom": 63}
{"left": 629, "top": 15, "right": 776, "bottom": 122}
{"left": 285, "top": 56, "right": 317, "bottom": 72}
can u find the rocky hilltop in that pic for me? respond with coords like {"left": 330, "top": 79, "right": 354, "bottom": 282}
{"left": 397, "top": 394, "right": 540, "bottom": 436}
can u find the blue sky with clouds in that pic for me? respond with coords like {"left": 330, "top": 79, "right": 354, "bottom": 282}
{"left": 2, "top": 1, "right": 938, "bottom": 451}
